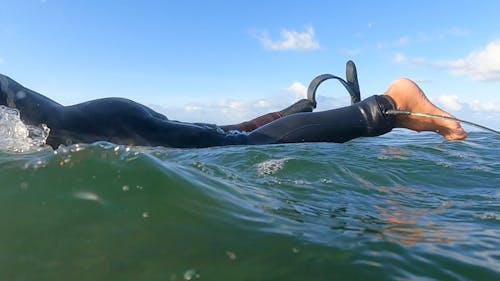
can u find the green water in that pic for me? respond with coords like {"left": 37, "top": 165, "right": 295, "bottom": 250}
{"left": 0, "top": 131, "right": 499, "bottom": 281}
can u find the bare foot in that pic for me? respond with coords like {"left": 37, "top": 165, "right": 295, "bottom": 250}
{"left": 383, "top": 78, "right": 467, "bottom": 140}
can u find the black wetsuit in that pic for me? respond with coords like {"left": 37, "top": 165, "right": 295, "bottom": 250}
{"left": 0, "top": 74, "right": 396, "bottom": 148}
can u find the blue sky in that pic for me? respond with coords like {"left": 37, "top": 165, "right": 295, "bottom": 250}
{"left": 1, "top": 0, "right": 499, "bottom": 130}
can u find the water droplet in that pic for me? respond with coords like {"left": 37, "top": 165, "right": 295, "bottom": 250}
{"left": 74, "top": 191, "right": 100, "bottom": 202}
{"left": 226, "top": 251, "right": 237, "bottom": 260}
{"left": 16, "top": 90, "right": 26, "bottom": 99}
{"left": 183, "top": 269, "right": 200, "bottom": 280}
{"left": 19, "top": 182, "right": 28, "bottom": 190}
{"left": 122, "top": 185, "right": 130, "bottom": 192}
{"left": 321, "top": 178, "right": 333, "bottom": 184}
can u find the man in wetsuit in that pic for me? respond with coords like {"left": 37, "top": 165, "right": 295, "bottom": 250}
{"left": 0, "top": 68, "right": 466, "bottom": 148}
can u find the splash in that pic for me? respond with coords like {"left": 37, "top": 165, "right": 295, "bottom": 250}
{"left": 256, "top": 158, "right": 289, "bottom": 175}
{"left": 0, "top": 105, "right": 50, "bottom": 153}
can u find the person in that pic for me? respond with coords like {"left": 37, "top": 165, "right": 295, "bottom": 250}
{"left": 0, "top": 68, "right": 466, "bottom": 149}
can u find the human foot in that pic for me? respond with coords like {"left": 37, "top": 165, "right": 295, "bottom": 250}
{"left": 383, "top": 78, "right": 467, "bottom": 140}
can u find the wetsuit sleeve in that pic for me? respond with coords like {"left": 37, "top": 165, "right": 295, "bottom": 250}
{"left": 244, "top": 95, "right": 396, "bottom": 145}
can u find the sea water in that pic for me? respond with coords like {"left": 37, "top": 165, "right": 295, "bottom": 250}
{"left": 0, "top": 110, "right": 499, "bottom": 281}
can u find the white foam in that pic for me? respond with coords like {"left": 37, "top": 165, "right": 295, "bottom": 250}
{"left": 0, "top": 105, "right": 50, "bottom": 153}
{"left": 256, "top": 158, "right": 289, "bottom": 175}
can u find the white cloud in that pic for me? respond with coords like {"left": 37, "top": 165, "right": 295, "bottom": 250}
{"left": 184, "top": 105, "right": 202, "bottom": 112}
{"left": 257, "top": 100, "right": 271, "bottom": 108}
{"left": 258, "top": 26, "right": 320, "bottom": 51}
{"left": 395, "top": 41, "right": 500, "bottom": 81}
{"left": 436, "top": 95, "right": 463, "bottom": 111}
{"left": 469, "top": 99, "right": 500, "bottom": 112}
{"left": 149, "top": 96, "right": 288, "bottom": 125}
{"left": 147, "top": 80, "right": 319, "bottom": 125}
{"left": 435, "top": 95, "right": 500, "bottom": 113}
{"left": 287, "top": 82, "right": 307, "bottom": 99}
{"left": 430, "top": 96, "right": 500, "bottom": 131}
{"left": 436, "top": 40, "right": 500, "bottom": 81}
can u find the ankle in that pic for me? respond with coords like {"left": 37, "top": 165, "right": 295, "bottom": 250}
{"left": 280, "top": 99, "right": 313, "bottom": 116}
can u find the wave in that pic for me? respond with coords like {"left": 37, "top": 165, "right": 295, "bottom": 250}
{"left": 0, "top": 131, "right": 499, "bottom": 280}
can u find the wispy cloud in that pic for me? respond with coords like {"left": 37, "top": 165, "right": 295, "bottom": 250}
{"left": 394, "top": 40, "right": 500, "bottom": 81}
{"left": 0, "top": 57, "right": 4, "bottom": 64}
{"left": 393, "top": 53, "right": 407, "bottom": 63}
{"left": 377, "top": 36, "right": 410, "bottom": 49}
{"left": 412, "top": 78, "right": 433, "bottom": 84}
{"left": 447, "top": 27, "right": 470, "bottom": 37}
{"left": 469, "top": 99, "right": 500, "bottom": 112}
{"left": 437, "top": 95, "right": 463, "bottom": 111}
{"left": 435, "top": 95, "right": 500, "bottom": 113}
{"left": 287, "top": 82, "right": 307, "bottom": 99}
{"left": 433, "top": 95, "right": 500, "bottom": 130}
{"left": 257, "top": 26, "right": 320, "bottom": 51}
{"left": 150, "top": 98, "right": 274, "bottom": 125}
{"left": 149, "top": 84, "right": 308, "bottom": 124}
{"left": 147, "top": 80, "right": 345, "bottom": 124}
{"left": 379, "top": 27, "right": 469, "bottom": 51}
{"left": 341, "top": 48, "right": 363, "bottom": 57}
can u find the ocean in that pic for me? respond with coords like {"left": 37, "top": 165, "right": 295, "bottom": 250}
{"left": 0, "top": 108, "right": 499, "bottom": 281}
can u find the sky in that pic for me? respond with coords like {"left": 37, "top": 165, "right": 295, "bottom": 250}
{"left": 0, "top": 0, "right": 499, "bottom": 130}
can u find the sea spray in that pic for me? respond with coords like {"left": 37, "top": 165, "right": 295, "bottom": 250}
{"left": 0, "top": 105, "right": 50, "bottom": 152}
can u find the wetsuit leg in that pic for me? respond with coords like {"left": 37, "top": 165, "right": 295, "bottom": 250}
{"left": 246, "top": 95, "right": 396, "bottom": 145}
{"left": 0, "top": 74, "right": 64, "bottom": 126}
{"left": 0, "top": 74, "right": 239, "bottom": 148}
{"left": 2, "top": 73, "right": 397, "bottom": 148}
{"left": 46, "top": 98, "right": 239, "bottom": 148}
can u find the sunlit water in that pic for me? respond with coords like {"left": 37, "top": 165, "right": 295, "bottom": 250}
{"left": 0, "top": 115, "right": 499, "bottom": 281}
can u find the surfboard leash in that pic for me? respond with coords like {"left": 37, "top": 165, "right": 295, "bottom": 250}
{"left": 384, "top": 109, "right": 500, "bottom": 135}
